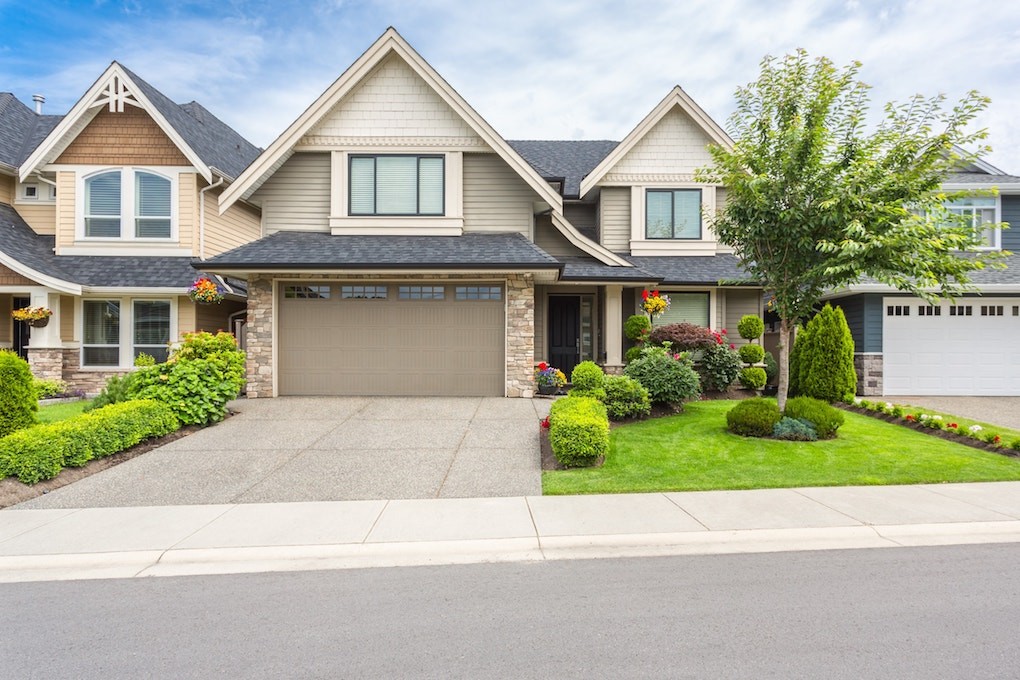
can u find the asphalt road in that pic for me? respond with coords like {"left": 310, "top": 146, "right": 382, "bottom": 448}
{"left": 3, "top": 545, "right": 1019, "bottom": 679}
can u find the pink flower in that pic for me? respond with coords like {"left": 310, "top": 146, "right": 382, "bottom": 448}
{"left": 729, "top": 344, "right": 736, "bottom": 349}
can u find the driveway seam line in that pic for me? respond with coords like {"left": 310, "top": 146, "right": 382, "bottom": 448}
{"left": 136, "top": 504, "right": 237, "bottom": 576}
{"left": 661, "top": 493, "right": 712, "bottom": 531}
{"left": 363, "top": 500, "right": 390, "bottom": 543}
{"left": 435, "top": 399, "right": 483, "bottom": 498}
{"left": 523, "top": 496, "right": 546, "bottom": 558}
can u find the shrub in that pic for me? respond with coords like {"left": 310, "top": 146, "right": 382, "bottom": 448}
{"left": 131, "top": 331, "right": 245, "bottom": 425}
{"left": 33, "top": 378, "right": 68, "bottom": 400}
{"left": 783, "top": 396, "right": 844, "bottom": 439}
{"left": 0, "top": 400, "right": 179, "bottom": 484}
{"left": 567, "top": 387, "right": 606, "bottom": 402}
{"left": 647, "top": 323, "right": 717, "bottom": 352}
{"left": 624, "top": 315, "right": 652, "bottom": 342}
{"left": 738, "top": 366, "right": 767, "bottom": 390}
{"left": 798, "top": 304, "right": 857, "bottom": 402}
{"left": 737, "top": 315, "right": 765, "bottom": 341}
{"left": 548, "top": 396, "right": 609, "bottom": 467}
{"left": 625, "top": 346, "right": 644, "bottom": 364}
{"left": 773, "top": 417, "right": 818, "bottom": 441}
{"left": 699, "top": 343, "right": 742, "bottom": 392}
{"left": 1011, "top": 439, "right": 1020, "bottom": 452}
{"left": 0, "top": 351, "right": 37, "bottom": 438}
{"left": 85, "top": 373, "right": 138, "bottom": 412}
{"left": 601, "top": 375, "right": 651, "bottom": 420}
{"left": 763, "top": 351, "right": 778, "bottom": 384}
{"left": 738, "top": 343, "right": 765, "bottom": 364}
{"left": 726, "top": 398, "right": 782, "bottom": 437}
{"left": 624, "top": 345, "right": 701, "bottom": 407}
{"left": 571, "top": 361, "right": 605, "bottom": 391}
{"left": 788, "top": 324, "right": 808, "bottom": 396}
{"left": 134, "top": 352, "right": 156, "bottom": 367}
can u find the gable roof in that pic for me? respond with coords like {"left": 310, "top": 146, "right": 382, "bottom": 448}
{"left": 578, "top": 86, "right": 732, "bottom": 199}
{"left": 19, "top": 63, "right": 259, "bottom": 182}
{"left": 0, "top": 93, "right": 61, "bottom": 172}
{"left": 507, "top": 140, "right": 618, "bottom": 199}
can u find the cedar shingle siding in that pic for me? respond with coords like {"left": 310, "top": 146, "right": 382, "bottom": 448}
{"left": 55, "top": 108, "right": 188, "bottom": 166}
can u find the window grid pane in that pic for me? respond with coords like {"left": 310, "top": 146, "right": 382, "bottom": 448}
{"left": 349, "top": 157, "right": 376, "bottom": 214}
{"left": 399, "top": 285, "right": 445, "bottom": 300}
{"left": 284, "top": 285, "right": 331, "bottom": 299}
{"left": 455, "top": 286, "right": 502, "bottom": 300}
{"left": 135, "top": 172, "right": 172, "bottom": 238}
{"left": 645, "top": 191, "right": 673, "bottom": 239}
{"left": 349, "top": 155, "right": 444, "bottom": 216}
{"left": 341, "top": 285, "right": 387, "bottom": 299}
{"left": 85, "top": 172, "right": 121, "bottom": 237}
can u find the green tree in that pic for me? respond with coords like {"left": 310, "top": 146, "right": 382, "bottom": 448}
{"left": 798, "top": 304, "right": 857, "bottom": 402}
{"left": 697, "top": 50, "right": 1006, "bottom": 408}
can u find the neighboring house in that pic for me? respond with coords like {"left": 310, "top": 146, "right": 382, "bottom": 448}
{"left": 0, "top": 63, "right": 261, "bottom": 392}
{"left": 822, "top": 159, "right": 1020, "bottom": 397}
{"left": 204, "top": 28, "right": 762, "bottom": 398}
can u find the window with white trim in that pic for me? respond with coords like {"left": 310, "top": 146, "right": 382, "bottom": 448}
{"left": 133, "top": 300, "right": 171, "bottom": 362}
{"left": 646, "top": 189, "right": 701, "bottom": 239}
{"left": 16, "top": 181, "right": 55, "bottom": 202}
{"left": 82, "top": 168, "right": 174, "bottom": 240}
{"left": 651, "top": 292, "right": 710, "bottom": 327}
{"left": 349, "top": 155, "right": 444, "bottom": 216}
{"left": 82, "top": 298, "right": 172, "bottom": 368}
{"left": 83, "top": 300, "right": 121, "bottom": 367}
{"left": 944, "top": 196, "right": 999, "bottom": 249}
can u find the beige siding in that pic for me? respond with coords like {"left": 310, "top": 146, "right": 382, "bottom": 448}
{"left": 59, "top": 296, "right": 74, "bottom": 342}
{"left": 599, "top": 187, "right": 630, "bottom": 252}
{"left": 610, "top": 108, "right": 714, "bottom": 177}
{"left": 178, "top": 172, "right": 197, "bottom": 254}
{"left": 177, "top": 297, "right": 197, "bottom": 336}
{"left": 0, "top": 264, "right": 34, "bottom": 286}
{"left": 55, "top": 171, "right": 75, "bottom": 249}
{"left": 462, "top": 153, "right": 536, "bottom": 236}
{"left": 534, "top": 216, "right": 588, "bottom": 258}
{"left": 0, "top": 175, "right": 14, "bottom": 204}
{"left": 55, "top": 108, "right": 189, "bottom": 166}
{"left": 196, "top": 299, "right": 244, "bottom": 334}
{"left": 564, "top": 203, "right": 597, "bottom": 234}
{"left": 724, "top": 289, "right": 763, "bottom": 344}
{"left": 256, "top": 153, "right": 331, "bottom": 233}
{"left": 713, "top": 188, "right": 733, "bottom": 253}
{"left": 0, "top": 294, "right": 10, "bottom": 346}
{"left": 203, "top": 186, "right": 261, "bottom": 256}
{"left": 14, "top": 203, "right": 56, "bottom": 235}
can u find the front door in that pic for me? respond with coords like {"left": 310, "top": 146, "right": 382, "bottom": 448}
{"left": 548, "top": 296, "right": 580, "bottom": 377}
{"left": 13, "top": 296, "right": 30, "bottom": 360}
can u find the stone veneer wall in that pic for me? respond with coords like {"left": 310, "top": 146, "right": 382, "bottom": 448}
{"left": 27, "top": 348, "right": 63, "bottom": 383}
{"left": 244, "top": 272, "right": 537, "bottom": 398}
{"left": 854, "top": 353, "right": 883, "bottom": 396}
{"left": 26, "top": 348, "right": 128, "bottom": 395}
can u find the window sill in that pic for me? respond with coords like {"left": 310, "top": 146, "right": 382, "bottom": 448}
{"left": 330, "top": 216, "right": 464, "bottom": 236}
{"left": 629, "top": 239, "right": 718, "bottom": 257}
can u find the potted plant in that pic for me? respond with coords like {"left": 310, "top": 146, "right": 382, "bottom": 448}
{"left": 534, "top": 362, "right": 567, "bottom": 395}
{"left": 188, "top": 277, "right": 224, "bottom": 305}
{"left": 11, "top": 305, "right": 53, "bottom": 328}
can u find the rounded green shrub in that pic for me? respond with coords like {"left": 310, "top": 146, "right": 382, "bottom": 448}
{"left": 737, "top": 315, "right": 765, "bottom": 341}
{"left": 86, "top": 373, "right": 138, "bottom": 412}
{"left": 773, "top": 416, "right": 818, "bottom": 441}
{"left": 738, "top": 366, "right": 767, "bottom": 390}
{"left": 624, "top": 315, "right": 652, "bottom": 342}
{"left": 726, "top": 398, "right": 782, "bottom": 437}
{"left": 548, "top": 396, "right": 609, "bottom": 468}
{"left": 624, "top": 345, "right": 701, "bottom": 407}
{"left": 738, "top": 343, "right": 765, "bottom": 364}
{"left": 783, "top": 396, "right": 844, "bottom": 439}
{"left": 601, "top": 375, "right": 651, "bottom": 420}
{"left": 699, "top": 343, "right": 742, "bottom": 392}
{"left": 571, "top": 361, "right": 605, "bottom": 391}
{"left": 567, "top": 387, "right": 606, "bottom": 402}
{"left": 0, "top": 350, "right": 37, "bottom": 438}
{"left": 625, "top": 346, "right": 644, "bottom": 364}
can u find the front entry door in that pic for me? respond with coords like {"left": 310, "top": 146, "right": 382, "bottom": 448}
{"left": 13, "top": 296, "right": 30, "bottom": 360}
{"left": 549, "top": 296, "right": 580, "bottom": 377}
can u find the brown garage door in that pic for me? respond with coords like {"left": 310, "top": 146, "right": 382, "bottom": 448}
{"left": 278, "top": 282, "right": 505, "bottom": 396}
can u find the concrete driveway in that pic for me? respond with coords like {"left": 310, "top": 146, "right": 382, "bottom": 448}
{"left": 17, "top": 397, "right": 547, "bottom": 509}
{"left": 894, "top": 397, "right": 1020, "bottom": 431}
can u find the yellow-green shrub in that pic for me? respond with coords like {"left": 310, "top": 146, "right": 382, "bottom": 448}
{"left": 548, "top": 396, "right": 609, "bottom": 468}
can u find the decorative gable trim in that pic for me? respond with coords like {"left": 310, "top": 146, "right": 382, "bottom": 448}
{"left": 20, "top": 63, "right": 212, "bottom": 182}
{"left": 578, "top": 86, "right": 732, "bottom": 199}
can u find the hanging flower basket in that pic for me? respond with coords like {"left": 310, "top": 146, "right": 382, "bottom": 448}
{"left": 641, "top": 289, "right": 671, "bottom": 320}
{"left": 28, "top": 316, "right": 50, "bottom": 328}
{"left": 11, "top": 305, "right": 52, "bottom": 326}
{"left": 188, "top": 277, "right": 224, "bottom": 305}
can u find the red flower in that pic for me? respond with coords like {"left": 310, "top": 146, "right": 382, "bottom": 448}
{"left": 948, "top": 423, "right": 958, "bottom": 429}
{"left": 652, "top": 290, "right": 660, "bottom": 297}
{"left": 729, "top": 344, "right": 736, "bottom": 349}
{"left": 994, "top": 435, "right": 1001, "bottom": 444}
{"left": 537, "top": 362, "right": 548, "bottom": 371}
{"left": 641, "top": 290, "right": 649, "bottom": 300}
{"left": 905, "top": 415, "right": 916, "bottom": 422}
{"left": 540, "top": 416, "right": 550, "bottom": 429}
{"left": 721, "top": 329, "right": 727, "bottom": 335}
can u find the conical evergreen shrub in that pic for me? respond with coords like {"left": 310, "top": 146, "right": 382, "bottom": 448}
{"left": 799, "top": 304, "right": 857, "bottom": 402}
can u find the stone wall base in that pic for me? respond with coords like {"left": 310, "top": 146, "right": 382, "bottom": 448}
{"left": 27, "top": 347, "right": 127, "bottom": 396}
{"left": 27, "top": 348, "right": 63, "bottom": 382}
{"left": 602, "top": 364, "right": 625, "bottom": 376}
{"left": 854, "top": 353, "right": 883, "bottom": 396}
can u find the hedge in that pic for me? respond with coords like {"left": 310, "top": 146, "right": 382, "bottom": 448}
{"left": 0, "top": 400, "right": 180, "bottom": 484}
{"left": 548, "top": 396, "right": 610, "bottom": 468}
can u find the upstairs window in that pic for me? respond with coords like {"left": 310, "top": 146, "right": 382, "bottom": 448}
{"left": 646, "top": 189, "right": 701, "bottom": 239}
{"left": 944, "top": 196, "right": 998, "bottom": 249}
{"left": 82, "top": 168, "right": 174, "bottom": 240}
{"left": 349, "top": 155, "right": 444, "bottom": 216}
{"left": 134, "top": 172, "right": 172, "bottom": 238}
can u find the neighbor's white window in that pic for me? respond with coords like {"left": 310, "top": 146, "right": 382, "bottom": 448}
{"left": 82, "top": 298, "right": 172, "bottom": 367}
{"left": 945, "top": 196, "right": 999, "bottom": 249}
{"left": 82, "top": 168, "right": 174, "bottom": 240}
{"left": 349, "top": 155, "right": 444, "bottom": 216}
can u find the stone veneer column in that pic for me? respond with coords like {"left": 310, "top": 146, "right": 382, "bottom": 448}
{"left": 505, "top": 274, "right": 535, "bottom": 398}
{"left": 27, "top": 348, "right": 64, "bottom": 382}
{"left": 853, "top": 353, "right": 883, "bottom": 396}
{"left": 246, "top": 276, "right": 274, "bottom": 398}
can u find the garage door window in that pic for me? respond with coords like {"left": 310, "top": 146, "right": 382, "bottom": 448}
{"left": 284, "top": 285, "right": 330, "bottom": 299}
{"left": 399, "top": 286, "right": 445, "bottom": 300}
{"left": 981, "top": 305, "right": 1004, "bottom": 316}
{"left": 949, "top": 306, "right": 973, "bottom": 317}
{"left": 341, "top": 285, "right": 387, "bottom": 299}
{"left": 456, "top": 286, "right": 502, "bottom": 301}
{"left": 918, "top": 305, "right": 940, "bottom": 316}
{"left": 886, "top": 305, "right": 910, "bottom": 316}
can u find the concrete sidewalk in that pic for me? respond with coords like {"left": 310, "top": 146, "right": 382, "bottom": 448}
{"left": 2, "top": 481, "right": 1020, "bottom": 583}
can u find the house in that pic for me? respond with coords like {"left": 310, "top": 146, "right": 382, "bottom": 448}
{"left": 0, "top": 63, "right": 262, "bottom": 392}
{"left": 823, "top": 158, "right": 1020, "bottom": 397}
{"left": 204, "top": 28, "right": 762, "bottom": 398}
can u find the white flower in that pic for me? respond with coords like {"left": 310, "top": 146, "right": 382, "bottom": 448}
{"left": 885, "top": 402, "right": 894, "bottom": 410}
{"left": 853, "top": 398, "right": 863, "bottom": 406}
{"left": 920, "top": 414, "right": 930, "bottom": 421}
{"left": 969, "top": 425, "right": 983, "bottom": 433}
{"left": 932, "top": 415, "right": 942, "bottom": 421}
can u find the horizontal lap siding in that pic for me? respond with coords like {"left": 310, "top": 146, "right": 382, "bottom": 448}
{"left": 0, "top": 176, "right": 12, "bottom": 204}
{"left": 462, "top": 153, "right": 534, "bottom": 236}
{"left": 534, "top": 215, "right": 588, "bottom": 258}
{"left": 203, "top": 186, "right": 262, "bottom": 256}
{"left": 1001, "top": 195, "right": 1020, "bottom": 251}
{"left": 257, "top": 153, "right": 331, "bottom": 233}
{"left": 14, "top": 203, "right": 55, "bottom": 235}
{"left": 0, "top": 294, "right": 10, "bottom": 345}
{"left": 724, "top": 290, "right": 761, "bottom": 344}
{"left": 599, "top": 187, "right": 630, "bottom": 252}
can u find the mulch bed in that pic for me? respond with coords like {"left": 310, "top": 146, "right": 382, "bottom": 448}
{"left": 838, "top": 405, "right": 1020, "bottom": 459}
{"left": 0, "top": 424, "right": 205, "bottom": 509}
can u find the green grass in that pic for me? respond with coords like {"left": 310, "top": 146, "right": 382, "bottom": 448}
{"left": 542, "top": 400, "right": 1020, "bottom": 495}
{"left": 37, "top": 400, "right": 90, "bottom": 424}
{"left": 897, "top": 404, "right": 1020, "bottom": 442}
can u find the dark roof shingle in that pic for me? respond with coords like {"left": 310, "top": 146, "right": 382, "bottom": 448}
{"left": 507, "top": 140, "right": 618, "bottom": 198}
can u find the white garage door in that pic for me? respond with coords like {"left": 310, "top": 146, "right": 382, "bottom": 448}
{"left": 883, "top": 297, "right": 1020, "bottom": 396}
{"left": 278, "top": 282, "right": 505, "bottom": 396}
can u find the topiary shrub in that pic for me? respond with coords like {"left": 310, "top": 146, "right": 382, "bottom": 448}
{"left": 624, "top": 315, "right": 652, "bottom": 342}
{"left": 0, "top": 350, "right": 37, "bottom": 438}
{"left": 738, "top": 343, "right": 765, "bottom": 364}
{"left": 772, "top": 417, "right": 818, "bottom": 441}
{"left": 699, "top": 343, "right": 742, "bottom": 392}
{"left": 783, "top": 396, "right": 844, "bottom": 439}
{"left": 737, "top": 315, "right": 765, "bottom": 341}
{"left": 601, "top": 375, "right": 651, "bottom": 420}
{"left": 547, "top": 396, "right": 609, "bottom": 467}
{"left": 625, "top": 346, "right": 644, "bottom": 364}
{"left": 726, "top": 398, "right": 782, "bottom": 437}
{"left": 738, "top": 366, "right": 767, "bottom": 390}
{"left": 624, "top": 345, "right": 701, "bottom": 407}
{"left": 571, "top": 361, "right": 605, "bottom": 391}
{"left": 647, "top": 323, "right": 717, "bottom": 352}
{"left": 763, "top": 351, "right": 778, "bottom": 385}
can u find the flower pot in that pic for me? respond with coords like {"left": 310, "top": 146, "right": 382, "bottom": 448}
{"left": 27, "top": 317, "right": 49, "bottom": 328}
{"left": 537, "top": 384, "right": 558, "bottom": 395}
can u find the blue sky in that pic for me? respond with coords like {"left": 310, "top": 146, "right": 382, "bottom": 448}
{"left": 2, "top": 0, "right": 1019, "bottom": 168}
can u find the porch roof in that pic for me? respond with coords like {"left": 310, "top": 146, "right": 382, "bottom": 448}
{"left": 627, "top": 254, "right": 758, "bottom": 286}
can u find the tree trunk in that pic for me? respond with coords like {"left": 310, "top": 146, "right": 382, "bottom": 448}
{"left": 777, "top": 317, "right": 791, "bottom": 410}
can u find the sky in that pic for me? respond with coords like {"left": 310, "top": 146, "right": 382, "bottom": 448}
{"left": 2, "top": 0, "right": 1019, "bottom": 169}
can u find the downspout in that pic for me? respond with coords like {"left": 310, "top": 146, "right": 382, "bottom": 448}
{"left": 198, "top": 176, "right": 225, "bottom": 261}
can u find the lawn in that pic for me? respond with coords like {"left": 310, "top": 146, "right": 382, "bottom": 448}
{"left": 542, "top": 400, "right": 1020, "bottom": 495}
{"left": 37, "top": 400, "right": 90, "bottom": 424}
